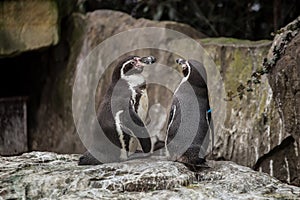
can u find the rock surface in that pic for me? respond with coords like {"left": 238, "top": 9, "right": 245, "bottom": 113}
{"left": 202, "top": 21, "right": 300, "bottom": 187}
{"left": 1, "top": 152, "right": 300, "bottom": 199}
{"left": 0, "top": 0, "right": 59, "bottom": 57}
{"left": 1, "top": 1, "right": 299, "bottom": 189}
{"left": 202, "top": 38, "right": 278, "bottom": 170}
{"left": 262, "top": 17, "right": 300, "bottom": 186}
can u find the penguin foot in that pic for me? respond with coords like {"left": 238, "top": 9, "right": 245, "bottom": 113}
{"left": 78, "top": 151, "right": 102, "bottom": 165}
{"left": 153, "top": 140, "right": 165, "bottom": 151}
{"left": 127, "top": 152, "right": 152, "bottom": 160}
{"left": 177, "top": 157, "right": 209, "bottom": 171}
{"left": 183, "top": 161, "right": 209, "bottom": 172}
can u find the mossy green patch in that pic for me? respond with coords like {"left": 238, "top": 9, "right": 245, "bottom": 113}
{"left": 200, "top": 37, "right": 271, "bottom": 47}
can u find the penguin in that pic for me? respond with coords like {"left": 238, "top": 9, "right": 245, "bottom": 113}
{"left": 78, "top": 55, "right": 156, "bottom": 165}
{"left": 165, "top": 58, "right": 213, "bottom": 169}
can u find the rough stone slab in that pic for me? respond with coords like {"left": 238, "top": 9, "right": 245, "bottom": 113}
{"left": 266, "top": 17, "right": 300, "bottom": 186}
{"left": 0, "top": 97, "right": 28, "bottom": 155}
{"left": 201, "top": 38, "right": 280, "bottom": 167}
{"left": 0, "top": 0, "right": 59, "bottom": 57}
{"left": 0, "top": 152, "right": 299, "bottom": 199}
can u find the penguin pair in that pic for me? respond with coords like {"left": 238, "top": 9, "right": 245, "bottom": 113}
{"left": 165, "top": 59, "right": 213, "bottom": 169}
{"left": 78, "top": 55, "right": 156, "bottom": 165}
{"left": 78, "top": 56, "right": 213, "bottom": 168}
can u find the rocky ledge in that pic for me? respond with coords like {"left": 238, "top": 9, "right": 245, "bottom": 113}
{"left": 0, "top": 152, "right": 299, "bottom": 199}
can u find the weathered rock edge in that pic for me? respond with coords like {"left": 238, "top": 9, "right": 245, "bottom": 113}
{"left": 0, "top": 152, "right": 299, "bottom": 199}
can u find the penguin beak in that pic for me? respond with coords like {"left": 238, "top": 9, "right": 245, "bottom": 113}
{"left": 176, "top": 58, "right": 186, "bottom": 65}
{"left": 140, "top": 56, "right": 156, "bottom": 65}
{"left": 133, "top": 56, "right": 156, "bottom": 71}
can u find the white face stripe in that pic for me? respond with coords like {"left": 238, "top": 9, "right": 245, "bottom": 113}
{"left": 120, "top": 57, "right": 145, "bottom": 88}
{"left": 120, "top": 57, "right": 141, "bottom": 78}
{"left": 181, "top": 61, "right": 191, "bottom": 83}
{"left": 120, "top": 59, "right": 134, "bottom": 78}
{"left": 174, "top": 61, "right": 191, "bottom": 94}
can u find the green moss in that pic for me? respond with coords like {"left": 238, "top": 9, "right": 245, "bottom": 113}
{"left": 259, "top": 91, "right": 267, "bottom": 114}
{"left": 224, "top": 48, "right": 252, "bottom": 93}
{"left": 200, "top": 37, "right": 271, "bottom": 47}
{"left": 45, "top": 0, "right": 60, "bottom": 45}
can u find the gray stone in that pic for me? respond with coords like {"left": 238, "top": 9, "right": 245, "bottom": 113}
{"left": 201, "top": 39, "right": 277, "bottom": 167}
{"left": 264, "top": 17, "right": 300, "bottom": 186}
{"left": 0, "top": 0, "right": 59, "bottom": 57}
{"left": 0, "top": 152, "right": 299, "bottom": 199}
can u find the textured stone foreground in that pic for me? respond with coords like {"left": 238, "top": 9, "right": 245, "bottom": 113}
{"left": 0, "top": 152, "right": 299, "bottom": 199}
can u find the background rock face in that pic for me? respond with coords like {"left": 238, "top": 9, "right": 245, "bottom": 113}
{"left": 1, "top": 152, "right": 300, "bottom": 199}
{"left": 204, "top": 25, "right": 300, "bottom": 186}
{"left": 0, "top": 0, "right": 59, "bottom": 57}
{"left": 262, "top": 22, "right": 300, "bottom": 186}
{"left": 202, "top": 39, "right": 276, "bottom": 168}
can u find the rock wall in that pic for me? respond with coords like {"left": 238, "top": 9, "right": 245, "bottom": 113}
{"left": 262, "top": 18, "right": 300, "bottom": 186}
{"left": 0, "top": 0, "right": 59, "bottom": 56}
{"left": 202, "top": 39, "right": 279, "bottom": 167}
{"left": 203, "top": 36, "right": 299, "bottom": 186}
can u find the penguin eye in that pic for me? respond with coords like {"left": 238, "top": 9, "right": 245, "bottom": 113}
{"left": 130, "top": 61, "right": 136, "bottom": 65}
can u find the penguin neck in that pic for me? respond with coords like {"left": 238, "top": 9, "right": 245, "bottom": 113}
{"left": 122, "top": 74, "right": 146, "bottom": 112}
{"left": 174, "top": 73, "right": 208, "bottom": 97}
{"left": 180, "top": 66, "right": 207, "bottom": 89}
{"left": 122, "top": 74, "right": 145, "bottom": 88}
{"left": 174, "top": 69, "right": 191, "bottom": 94}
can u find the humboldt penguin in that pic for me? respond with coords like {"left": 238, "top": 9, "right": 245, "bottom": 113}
{"left": 78, "top": 55, "right": 156, "bottom": 165}
{"left": 165, "top": 59, "right": 213, "bottom": 169}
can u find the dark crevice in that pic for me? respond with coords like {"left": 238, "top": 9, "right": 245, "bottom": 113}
{"left": 0, "top": 12, "right": 71, "bottom": 153}
{"left": 253, "top": 135, "right": 295, "bottom": 170}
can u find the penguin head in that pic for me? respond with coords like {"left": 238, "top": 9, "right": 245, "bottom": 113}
{"left": 112, "top": 56, "right": 156, "bottom": 82}
{"left": 176, "top": 58, "right": 191, "bottom": 79}
{"left": 176, "top": 58, "right": 207, "bottom": 88}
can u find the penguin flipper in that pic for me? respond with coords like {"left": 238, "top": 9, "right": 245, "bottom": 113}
{"left": 78, "top": 151, "right": 102, "bottom": 165}
{"left": 167, "top": 97, "right": 180, "bottom": 130}
{"left": 206, "top": 108, "right": 214, "bottom": 152}
{"left": 168, "top": 104, "right": 176, "bottom": 128}
{"left": 166, "top": 97, "right": 180, "bottom": 145}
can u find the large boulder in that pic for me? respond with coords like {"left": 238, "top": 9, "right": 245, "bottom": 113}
{"left": 204, "top": 28, "right": 300, "bottom": 186}
{"left": 0, "top": 0, "right": 59, "bottom": 57}
{"left": 202, "top": 38, "right": 277, "bottom": 170}
{"left": 261, "top": 17, "right": 300, "bottom": 186}
{"left": 1, "top": 152, "right": 300, "bottom": 199}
